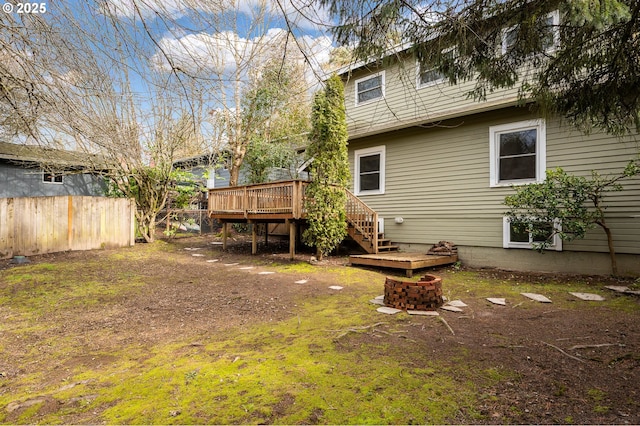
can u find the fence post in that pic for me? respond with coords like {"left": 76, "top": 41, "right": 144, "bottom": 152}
{"left": 67, "top": 196, "right": 73, "bottom": 249}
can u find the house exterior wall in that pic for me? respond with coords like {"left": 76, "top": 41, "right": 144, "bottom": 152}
{"left": 343, "top": 54, "right": 523, "bottom": 139}
{"left": 0, "top": 162, "right": 106, "bottom": 198}
{"left": 347, "top": 106, "right": 640, "bottom": 275}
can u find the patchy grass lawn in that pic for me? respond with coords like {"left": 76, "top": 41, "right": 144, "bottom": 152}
{"left": 1, "top": 235, "right": 638, "bottom": 424}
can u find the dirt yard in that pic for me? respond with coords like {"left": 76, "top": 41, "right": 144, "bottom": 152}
{"left": 1, "top": 234, "right": 639, "bottom": 424}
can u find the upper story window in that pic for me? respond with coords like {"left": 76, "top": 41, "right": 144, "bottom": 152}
{"left": 354, "top": 145, "right": 385, "bottom": 195}
{"left": 355, "top": 72, "right": 385, "bottom": 105}
{"left": 489, "top": 119, "right": 546, "bottom": 187}
{"left": 43, "top": 172, "right": 63, "bottom": 184}
{"left": 418, "top": 62, "right": 445, "bottom": 88}
{"left": 502, "top": 10, "right": 560, "bottom": 54}
{"left": 417, "top": 48, "right": 455, "bottom": 88}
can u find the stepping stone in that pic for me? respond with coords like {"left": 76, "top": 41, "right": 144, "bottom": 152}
{"left": 328, "top": 286, "right": 343, "bottom": 290}
{"left": 258, "top": 271, "right": 275, "bottom": 275}
{"left": 206, "top": 259, "right": 219, "bottom": 263}
{"left": 440, "top": 305, "right": 463, "bottom": 312}
{"left": 487, "top": 298, "right": 506, "bottom": 305}
{"left": 294, "top": 279, "right": 308, "bottom": 284}
{"left": 184, "top": 247, "right": 201, "bottom": 251}
{"left": 605, "top": 285, "right": 630, "bottom": 293}
{"left": 374, "top": 295, "right": 384, "bottom": 300}
{"left": 447, "top": 300, "right": 467, "bottom": 307}
{"left": 238, "top": 266, "right": 255, "bottom": 270}
{"left": 569, "top": 292, "right": 605, "bottom": 301}
{"left": 191, "top": 253, "right": 205, "bottom": 257}
{"left": 210, "top": 242, "right": 223, "bottom": 245}
{"left": 369, "top": 298, "right": 385, "bottom": 306}
{"left": 377, "top": 306, "right": 402, "bottom": 315}
{"left": 408, "top": 310, "right": 439, "bottom": 316}
{"left": 224, "top": 263, "right": 239, "bottom": 266}
{"left": 521, "top": 293, "right": 552, "bottom": 303}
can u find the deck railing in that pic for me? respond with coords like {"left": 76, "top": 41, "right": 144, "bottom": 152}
{"left": 345, "top": 189, "right": 378, "bottom": 253}
{"left": 208, "top": 180, "right": 307, "bottom": 219}
{"left": 208, "top": 180, "right": 379, "bottom": 253}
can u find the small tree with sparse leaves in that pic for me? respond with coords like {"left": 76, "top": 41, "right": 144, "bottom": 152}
{"left": 504, "top": 160, "right": 640, "bottom": 276}
{"left": 302, "top": 75, "right": 350, "bottom": 260}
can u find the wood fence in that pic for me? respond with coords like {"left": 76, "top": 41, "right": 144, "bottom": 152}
{"left": 0, "top": 196, "right": 135, "bottom": 259}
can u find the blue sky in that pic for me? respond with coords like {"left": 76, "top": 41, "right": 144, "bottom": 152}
{"left": 29, "top": 1, "right": 338, "bottom": 150}
{"left": 100, "top": 0, "right": 335, "bottom": 86}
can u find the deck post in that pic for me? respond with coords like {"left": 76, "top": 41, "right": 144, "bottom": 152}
{"left": 222, "top": 221, "right": 228, "bottom": 250}
{"left": 251, "top": 220, "right": 257, "bottom": 255}
{"left": 264, "top": 223, "right": 268, "bottom": 247}
{"left": 288, "top": 220, "right": 296, "bottom": 260}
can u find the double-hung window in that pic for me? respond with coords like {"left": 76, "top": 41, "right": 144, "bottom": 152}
{"left": 489, "top": 119, "right": 546, "bottom": 187}
{"left": 355, "top": 72, "right": 384, "bottom": 105}
{"left": 354, "top": 146, "right": 385, "bottom": 195}
{"left": 503, "top": 217, "right": 562, "bottom": 250}
{"left": 417, "top": 48, "right": 454, "bottom": 88}
{"left": 501, "top": 10, "right": 560, "bottom": 54}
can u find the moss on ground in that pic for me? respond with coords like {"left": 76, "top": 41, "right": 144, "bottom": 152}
{"left": 1, "top": 246, "right": 637, "bottom": 424}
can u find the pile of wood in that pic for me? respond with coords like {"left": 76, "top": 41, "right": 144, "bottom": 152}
{"left": 428, "top": 241, "right": 458, "bottom": 256}
{"left": 384, "top": 274, "right": 444, "bottom": 311}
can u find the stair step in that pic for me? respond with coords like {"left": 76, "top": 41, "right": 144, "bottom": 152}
{"left": 378, "top": 245, "right": 399, "bottom": 251}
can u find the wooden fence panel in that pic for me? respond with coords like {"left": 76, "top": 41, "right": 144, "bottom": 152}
{"left": 0, "top": 196, "right": 135, "bottom": 259}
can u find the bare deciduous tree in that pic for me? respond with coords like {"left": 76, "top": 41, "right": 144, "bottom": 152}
{"left": 0, "top": 0, "right": 331, "bottom": 240}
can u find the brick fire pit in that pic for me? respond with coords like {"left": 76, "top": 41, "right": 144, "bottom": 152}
{"left": 384, "top": 274, "right": 444, "bottom": 311}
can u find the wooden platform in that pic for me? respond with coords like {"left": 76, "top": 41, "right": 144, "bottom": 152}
{"left": 349, "top": 252, "right": 458, "bottom": 277}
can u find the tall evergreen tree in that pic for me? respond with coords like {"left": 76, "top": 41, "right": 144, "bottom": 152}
{"left": 321, "top": 0, "right": 640, "bottom": 135}
{"left": 303, "top": 75, "right": 351, "bottom": 260}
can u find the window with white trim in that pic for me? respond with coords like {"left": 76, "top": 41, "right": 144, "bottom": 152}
{"left": 354, "top": 146, "right": 385, "bottom": 195}
{"left": 501, "top": 10, "right": 560, "bottom": 54}
{"left": 43, "top": 172, "right": 63, "bottom": 184}
{"left": 417, "top": 48, "right": 455, "bottom": 88}
{"left": 355, "top": 72, "right": 384, "bottom": 105}
{"left": 502, "top": 217, "right": 562, "bottom": 251}
{"left": 489, "top": 119, "right": 546, "bottom": 187}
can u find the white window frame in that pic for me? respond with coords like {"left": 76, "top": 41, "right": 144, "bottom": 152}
{"left": 416, "top": 59, "right": 445, "bottom": 89}
{"left": 502, "top": 217, "right": 562, "bottom": 251}
{"left": 542, "top": 10, "right": 560, "bottom": 53}
{"left": 43, "top": 172, "right": 64, "bottom": 185}
{"left": 417, "top": 47, "right": 456, "bottom": 89}
{"left": 489, "top": 119, "right": 546, "bottom": 187}
{"left": 354, "top": 72, "right": 385, "bottom": 106}
{"left": 501, "top": 10, "right": 560, "bottom": 55}
{"left": 354, "top": 145, "right": 386, "bottom": 196}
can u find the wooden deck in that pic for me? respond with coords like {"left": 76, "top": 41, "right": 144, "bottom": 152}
{"left": 349, "top": 252, "right": 458, "bottom": 277}
{"left": 208, "top": 180, "right": 382, "bottom": 257}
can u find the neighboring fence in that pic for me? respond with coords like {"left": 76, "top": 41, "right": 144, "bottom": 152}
{"left": 0, "top": 196, "right": 135, "bottom": 259}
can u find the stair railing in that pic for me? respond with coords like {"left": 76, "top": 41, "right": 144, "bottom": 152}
{"left": 345, "top": 189, "right": 378, "bottom": 254}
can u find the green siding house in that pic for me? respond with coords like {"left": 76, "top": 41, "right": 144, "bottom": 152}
{"left": 338, "top": 51, "right": 640, "bottom": 276}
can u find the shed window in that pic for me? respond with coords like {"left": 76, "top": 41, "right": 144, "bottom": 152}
{"left": 43, "top": 172, "right": 63, "bottom": 184}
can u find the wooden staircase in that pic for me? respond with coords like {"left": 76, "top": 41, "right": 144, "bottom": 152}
{"left": 345, "top": 190, "right": 398, "bottom": 254}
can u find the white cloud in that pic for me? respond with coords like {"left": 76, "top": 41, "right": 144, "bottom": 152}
{"left": 103, "top": 0, "right": 189, "bottom": 19}
{"left": 152, "top": 27, "right": 333, "bottom": 85}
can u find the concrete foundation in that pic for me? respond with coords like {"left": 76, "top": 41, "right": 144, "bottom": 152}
{"left": 396, "top": 243, "right": 640, "bottom": 276}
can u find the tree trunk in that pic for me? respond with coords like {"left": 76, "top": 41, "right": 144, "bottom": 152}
{"left": 135, "top": 210, "right": 157, "bottom": 243}
{"left": 597, "top": 221, "right": 618, "bottom": 276}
